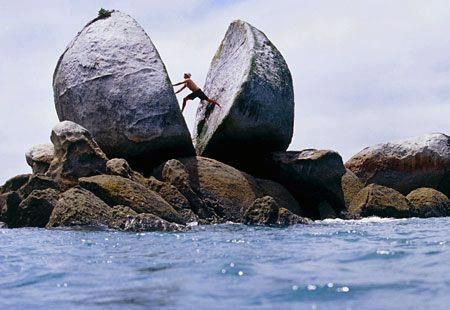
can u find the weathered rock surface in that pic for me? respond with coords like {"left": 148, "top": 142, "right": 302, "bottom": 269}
{"left": 17, "top": 175, "right": 59, "bottom": 199}
{"left": 53, "top": 10, "right": 194, "bottom": 166}
{"left": 240, "top": 150, "right": 346, "bottom": 219}
{"left": 0, "top": 192, "right": 21, "bottom": 227}
{"left": 16, "top": 189, "right": 59, "bottom": 228}
{"left": 25, "top": 144, "right": 54, "bottom": 174}
{"left": 341, "top": 169, "right": 364, "bottom": 206}
{"left": 277, "top": 208, "right": 309, "bottom": 225}
{"left": 346, "top": 133, "right": 450, "bottom": 197}
{"left": 194, "top": 20, "right": 294, "bottom": 160}
{"left": 47, "top": 187, "right": 182, "bottom": 231}
{"left": 106, "top": 158, "right": 147, "bottom": 185}
{"left": 46, "top": 121, "right": 108, "bottom": 182}
{"left": 406, "top": 188, "right": 450, "bottom": 218}
{"left": 348, "top": 184, "right": 411, "bottom": 218}
{"left": 157, "top": 157, "right": 302, "bottom": 223}
{"left": 243, "top": 196, "right": 279, "bottom": 225}
{"left": 0, "top": 174, "right": 31, "bottom": 194}
{"left": 79, "top": 175, "right": 183, "bottom": 224}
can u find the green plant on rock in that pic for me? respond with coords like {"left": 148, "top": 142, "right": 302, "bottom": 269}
{"left": 98, "top": 8, "right": 112, "bottom": 19}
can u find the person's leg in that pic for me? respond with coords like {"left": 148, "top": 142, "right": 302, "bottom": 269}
{"left": 182, "top": 97, "right": 189, "bottom": 112}
{"left": 207, "top": 98, "right": 221, "bottom": 108}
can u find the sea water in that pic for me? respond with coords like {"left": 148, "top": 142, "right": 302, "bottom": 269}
{"left": 1, "top": 217, "right": 450, "bottom": 309}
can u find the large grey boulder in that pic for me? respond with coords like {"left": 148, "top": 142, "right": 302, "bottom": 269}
{"left": 53, "top": 11, "right": 193, "bottom": 166}
{"left": 46, "top": 121, "right": 108, "bottom": 182}
{"left": 194, "top": 20, "right": 294, "bottom": 160}
{"left": 346, "top": 133, "right": 450, "bottom": 197}
{"left": 25, "top": 144, "right": 54, "bottom": 174}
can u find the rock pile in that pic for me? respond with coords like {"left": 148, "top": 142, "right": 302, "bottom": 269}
{"left": 1, "top": 11, "right": 449, "bottom": 232}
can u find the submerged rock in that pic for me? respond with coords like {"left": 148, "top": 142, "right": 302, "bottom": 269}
{"left": 346, "top": 133, "right": 450, "bottom": 197}
{"left": 194, "top": 20, "right": 294, "bottom": 160}
{"left": 25, "top": 144, "right": 54, "bottom": 174}
{"left": 53, "top": 10, "right": 193, "bottom": 166}
{"left": 46, "top": 121, "right": 108, "bottom": 182}
{"left": 348, "top": 184, "right": 411, "bottom": 218}
{"left": 406, "top": 188, "right": 450, "bottom": 218}
{"left": 79, "top": 174, "right": 183, "bottom": 224}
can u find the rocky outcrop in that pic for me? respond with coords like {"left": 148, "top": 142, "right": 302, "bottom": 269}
{"left": 53, "top": 10, "right": 194, "bottom": 167}
{"left": 156, "top": 157, "right": 302, "bottom": 223}
{"left": 348, "top": 184, "right": 411, "bottom": 218}
{"left": 16, "top": 189, "right": 59, "bottom": 228}
{"left": 46, "top": 121, "right": 108, "bottom": 183}
{"left": 79, "top": 175, "right": 183, "bottom": 224}
{"left": 341, "top": 169, "right": 364, "bottom": 206}
{"left": 239, "top": 150, "right": 346, "bottom": 219}
{"left": 346, "top": 133, "right": 450, "bottom": 197}
{"left": 47, "top": 187, "right": 182, "bottom": 231}
{"left": 194, "top": 20, "right": 294, "bottom": 161}
{"left": 25, "top": 144, "right": 54, "bottom": 174}
{"left": 406, "top": 188, "right": 450, "bottom": 218}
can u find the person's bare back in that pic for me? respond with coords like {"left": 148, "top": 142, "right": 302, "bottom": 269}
{"left": 173, "top": 73, "right": 221, "bottom": 112}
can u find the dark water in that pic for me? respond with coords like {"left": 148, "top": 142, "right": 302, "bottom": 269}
{"left": 1, "top": 217, "right": 450, "bottom": 309}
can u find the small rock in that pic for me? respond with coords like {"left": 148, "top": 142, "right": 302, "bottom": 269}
{"left": 17, "top": 175, "right": 59, "bottom": 199}
{"left": 243, "top": 196, "right": 279, "bottom": 225}
{"left": 0, "top": 174, "right": 31, "bottom": 195}
{"left": 47, "top": 187, "right": 128, "bottom": 229}
{"left": 407, "top": 188, "right": 450, "bottom": 218}
{"left": 341, "top": 169, "right": 364, "bottom": 207}
{"left": 348, "top": 184, "right": 411, "bottom": 218}
{"left": 122, "top": 213, "right": 184, "bottom": 232}
{"left": 25, "top": 143, "right": 54, "bottom": 174}
{"left": 46, "top": 121, "right": 108, "bottom": 181}
{"left": 147, "top": 176, "right": 191, "bottom": 211}
{"left": 0, "top": 192, "right": 21, "bottom": 227}
{"left": 16, "top": 189, "right": 59, "bottom": 228}
{"left": 106, "top": 158, "right": 147, "bottom": 185}
{"left": 277, "top": 208, "right": 309, "bottom": 225}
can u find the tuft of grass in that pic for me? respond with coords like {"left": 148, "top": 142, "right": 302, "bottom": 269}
{"left": 98, "top": 8, "right": 113, "bottom": 19}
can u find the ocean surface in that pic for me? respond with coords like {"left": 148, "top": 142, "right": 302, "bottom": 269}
{"left": 1, "top": 217, "right": 450, "bottom": 309}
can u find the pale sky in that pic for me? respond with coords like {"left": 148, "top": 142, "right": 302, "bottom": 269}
{"left": 1, "top": 0, "right": 450, "bottom": 184}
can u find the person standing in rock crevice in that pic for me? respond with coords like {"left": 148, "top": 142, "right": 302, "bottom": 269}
{"left": 173, "top": 73, "right": 221, "bottom": 112}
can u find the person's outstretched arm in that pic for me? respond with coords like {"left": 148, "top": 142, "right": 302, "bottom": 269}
{"left": 173, "top": 80, "right": 186, "bottom": 86}
{"left": 175, "top": 84, "right": 187, "bottom": 94}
